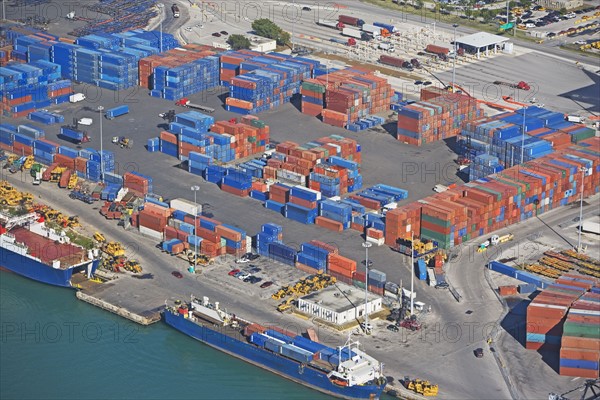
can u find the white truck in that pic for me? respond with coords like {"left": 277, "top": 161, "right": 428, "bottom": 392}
{"left": 317, "top": 19, "right": 343, "bottom": 30}
{"left": 378, "top": 42, "right": 395, "bottom": 52}
{"left": 566, "top": 115, "right": 584, "bottom": 123}
{"left": 69, "top": 93, "right": 86, "bottom": 103}
{"left": 342, "top": 27, "right": 364, "bottom": 40}
{"left": 477, "top": 233, "right": 514, "bottom": 252}
{"left": 77, "top": 118, "right": 93, "bottom": 126}
{"left": 433, "top": 184, "right": 449, "bottom": 193}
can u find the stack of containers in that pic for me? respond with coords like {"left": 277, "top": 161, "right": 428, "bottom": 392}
{"left": 225, "top": 53, "right": 316, "bottom": 114}
{"left": 526, "top": 282, "right": 585, "bottom": 350}
{"left": 560, "top": 284, "right": 600, "bottom": 378}
{"left": 266, "top": 183, "right": 291, "bottom": 214}
{"left": 147, "top": 137, "right": 159, "bottom": 152}
{"left": 0, "top": 61, "right": 72, "bottom": 118}
{"left": 124, "top": 171, "right": 153, "bottom": 196}
{"left": 317, "top": 199, "right": 353, "bottom": 231}
{"left": 218, "top": 50, "right": 262, "bottom": 86}
{"left": 32, "top": 138, "right": 59, "bottom": 165}
{"left": 469, "top": 154, "right": 504, "bottom": 181}
{"left": 215, "top": 224, "right": 247, "bottom": 257}
{"left": 28, "top": 110, "right": 65, "bottom": 125}
{"left": 156, "top": 113, "right": 270, "bottom": 165}
{"left": 367, "top": 269, "right": 386, "bottom": 295}
{"left": 383, "top": 140, "right": 599, "bottom": 249}
{"left": 267, "top": 242, "right": 297, "bottom": 266}
{"left": 459, "top": 106, "right": 593, "bottom": 171}
{"left": 350, "top": 184, "right": 408, "bottom": 210}
{"left": 301, "top": 68, "right": 393, "bottom": 128}
{"left": 138, "top": 202, "right": 171, "bottom": 240}
{"left": 396, "top": 88, "right": 482, "bottom": 146}
{"left": 327, "top": 253, "right": 357, "bottom": 285}
{"left": 286, "top": 185, "right": 321, "bottom": 224}
{"left": 220, "top": 168, "right": 253, "bottom": 197}
{"left": 256, "top": 223, "right": 284, "bottom": 256}
{"left": 296, "top": 242, "right": 331, "bottom": 273}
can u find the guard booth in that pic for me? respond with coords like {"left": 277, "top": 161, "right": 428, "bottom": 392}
{"left": 455, "top": 32, "right": 510, "bottom": 58}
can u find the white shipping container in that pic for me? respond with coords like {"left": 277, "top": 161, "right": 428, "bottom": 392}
{"left": 342, "top": 27, "right": 362, "bottom": 39}
{"left": 139, "top": 225, "right": 164, "bottom": 240}
{"left": 170, "top": 198, "right": 202, "bottom": 216}
{"left": 366, "top": 236, "right": 384, "bottom": 246}
{"left": 361, "top": 24, "right": 382, "bottom": 35}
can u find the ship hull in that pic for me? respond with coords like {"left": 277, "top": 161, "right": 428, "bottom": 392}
{"left": 164, "top": 311, "right": 385, "bottom": 400}
{"left": 0, "top": 250, "right": 99, "bottom": 288}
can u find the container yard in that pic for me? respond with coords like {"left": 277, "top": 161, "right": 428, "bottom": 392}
{"left": 1, "top": 2, "right": 599, "bottom": 400}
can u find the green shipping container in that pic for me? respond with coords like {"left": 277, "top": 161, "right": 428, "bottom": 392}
{"left": 422, "top": 213, "right": 452, "bottom": 228}
{"left": 563, "top": 322, "right": 600, "bottom": 338}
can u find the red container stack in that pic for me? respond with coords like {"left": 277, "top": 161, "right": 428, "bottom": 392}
{"left": 300, "top": 69, "right": 393, "bottom": 128}
{"left": 123, "top": 172, "right": 151, "bottom": 196}
{"left": 327, "top": 253, "right": 357, "bottom": 285}
{"left": 384, "top": 142, "right": 599, "bottom": 249}
{"left": 396, "top": 88, "right": 482, "bottom": 146}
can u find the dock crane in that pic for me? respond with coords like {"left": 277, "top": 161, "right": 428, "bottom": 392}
{"left": 549, "top": 379, "right": 600, "bottom": 400}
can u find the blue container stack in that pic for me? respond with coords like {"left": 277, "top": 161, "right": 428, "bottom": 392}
{"left": 469, "top": 154, "right": 504, "bottom": 181}
{"left": 101, "top": 184, "right": 122, "bottom": 201}
{"left": 188, "top": 152, "right": 213, "bottom": 175}
{"left": 203, "top": 165, "right": 227, "bottom": 184}
{"left": 32, "top": 138, "right": 57, "bottom": 165}
{"left": 28, "top": 110, "right": 65, "bottom": 125}
{"left": 318, "top": 200, "right": 353, "bottom": 229}
{"left": 147, "top": 137, "right": 159, "bottom": 152}
{"left": 0, "top": 61, "right": 72, "bottom": 117}
{"left": 221, "top": 168, "right": 253, "bottom": 191}
{"left": 346, "top": 115, "right": 386, "bottom": 132}
{"left": 162, "top": 239, "right": 183, "bottom": 253}
{"left": 297, "top": 242, "right": 330, "bottom": 271}
{"left": 256, "top": 223, "right": 284, "bottom": 256}
{"left": 153, "top": 56, "right": 220, "bottom": 100}
{"left": 456, "top": 106, "right": 596, "bottom": 177}
{"left": 355, "top": 184, "right": 408, "bottom": 208}
{"left": 284, "top": 202, "right": 318, "bottom": 224}
{"left": 267, "top": 242, "right": 297, "bottom": 266}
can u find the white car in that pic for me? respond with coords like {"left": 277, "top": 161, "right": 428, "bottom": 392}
{"left": 235, "top": 257, "right": 250, "bottom": 264}
{"left": 360, "top": 323, "right": 373, "bottom": 332}
{"left": 525, "top": 23, "right": 535, "bottom": 28}
{"left": 237, "top": 271, "right": 251, "bottom": 280}
{"left": 574, "top": 40, "right": 587, "bottom": 45}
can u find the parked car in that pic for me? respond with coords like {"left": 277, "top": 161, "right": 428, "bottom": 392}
{"left": 435, "top": 282, "right": 450, "bottom": 289}
{"left": 212, "top": 32, "right": 221, "bottom": 37}
{"left": 228, "top": 269, "right": 240, "bottom": 276}
{"left": 244, "top": 276, "right": 262, "bottom": 284}
{"left": 220, "top": 31, "right": 229, "bottom": 35}
{"left": 235, "top": 257, "right": 250, "bottom": 264}
{"left": 237, "top": 271, "right": 251, "bottom": 280}
{"left": 475, "top": 348, "right": 484, "bottom": 358}
{"left": 423, "top": 81, "right": 432, "bottom": 86}
{"left": 387, "top": 324, "right": 399, "bottom": 332}
{"left": 247, "top": 266, "right": 261, "bottom": 274}
{"left": 547, "top": 32, "right": 556, "bottom": 38}
{"left": 260, "top": 281, "right": 274, "bottom": 289}
{"left": 414, "top": 80, "right": 423, "bottom": 85}
{"left": 172, "top": 271, "right": 183, "bottom": 279}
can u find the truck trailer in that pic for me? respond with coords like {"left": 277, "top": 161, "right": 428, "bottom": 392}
{"left": 59, "top": 126, "right": 91, "bottom": 144}
{"left": 176, "top": 98, "right": 215, "bottom": 113}
{"left": 342, "top": 27, "right": 371, "bottom": 41}
{"left": 105, "top": 105, "right": 129, "bottom": 120}
{"left": 338, "top": 15, "right": 365, "bottom": 27}
{"left": 317, "top": 19, "right": 344, "bottom": 30}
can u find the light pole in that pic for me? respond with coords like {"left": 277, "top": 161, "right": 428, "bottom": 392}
{"left": 291, "top": 0, "right": 295, "bottom": 52}
{"left": 520, "top": 106, "right": 526, "bottom": 165}
{"left": 577, "top": 167, "right": 586, "bottom": 253}
{"left": 156, "top": 3, "right": 164, "bottom": 53}
{"left": 452, "top": 24, "right": 458, "bottom": 91}
{"left": 191, "top": 185, "right": 200, "bottom": 269}
{"left": 97, "top": 106, "right": 104, "bottom": 183}
{"left": 362, "top": 241, "right": 372, "bottom": 329}
{"left": 410, "top": 231, "right": 415, "bottom": 316}
{"left": 2, "top": 0, "right": 6, "bottom": 21}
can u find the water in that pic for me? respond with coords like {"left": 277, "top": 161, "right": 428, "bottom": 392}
{"left": 0, "top": 273, "right": 332, "bottom": 400}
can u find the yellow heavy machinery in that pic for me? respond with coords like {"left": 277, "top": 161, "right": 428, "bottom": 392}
{"left": 125, "top": 259, "right": 142, "bottom": 273}
{"left": 405, "top": 378, "right": 439, "bottom": 397}
{"left": 178, "top": 250, "right": 214, "bottom": 266}
{"left": 102, "top": 241, "right": 126, "bottom": 257}
{"left": 94, "top": 232, "right": 106, "bottom": 243}
{"left": 67, "top": 173, "right": 78, "bottom": 189}
{"left": 277, "top": 297, "right": 296, "bottom": 313}
{"left": 0, "top": 181, "right": 33, "bottom": 206}
{"left": 272, "top": 287, "right": 288, "bottom": 300}
{"left": 49, "top": 167, "right": 66, "bottom": 183}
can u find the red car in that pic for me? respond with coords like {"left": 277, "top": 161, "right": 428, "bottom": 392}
{"left": 172, "top": 271, "right": 183, "bottom": 279}
{"left": 260, "top": 281, "right": 274, "bottom": 289}
{"left": 228, "top": 269, "right": 240, "bottom": 276}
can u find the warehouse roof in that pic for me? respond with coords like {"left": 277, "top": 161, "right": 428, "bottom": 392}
{"left": 301, "top": 284, "right": 379, "bottom": 313}
{"left": 456, "top": 32, "right": 509, "bottom": 49}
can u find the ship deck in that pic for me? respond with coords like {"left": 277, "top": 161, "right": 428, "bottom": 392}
{"left": 11, "top": 227, "right": 88, "bottom": 269}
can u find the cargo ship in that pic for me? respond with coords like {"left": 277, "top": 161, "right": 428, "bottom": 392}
{"left": 163, "top": 296, "right": 387, "bottom": 400}
{"left": 0, "top": 212, "right": 100, "bottom": 287}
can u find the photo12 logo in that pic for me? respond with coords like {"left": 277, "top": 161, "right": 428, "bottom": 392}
{"left": 1, "top": 321, "right": 139, "bottom": 344}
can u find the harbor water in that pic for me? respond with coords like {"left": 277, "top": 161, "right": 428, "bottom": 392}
{"left": 0, "top": 272, "right": 333, "bottom": 400}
